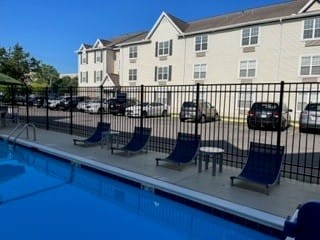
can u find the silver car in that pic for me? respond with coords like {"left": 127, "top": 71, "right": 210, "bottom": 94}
{"left": 179, "top": 101, "right": 219, "bottom": 123}
{"left": 299, "top": 103, "right": 320, "bottom": 133}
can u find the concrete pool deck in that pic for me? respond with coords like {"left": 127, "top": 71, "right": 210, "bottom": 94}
{"left": 1, "top": 126, "right": 320, "bottom": 231}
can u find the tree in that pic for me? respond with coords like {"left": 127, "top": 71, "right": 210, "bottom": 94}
{"left": 0, "top": 44, "right": 40, "bottom": 83}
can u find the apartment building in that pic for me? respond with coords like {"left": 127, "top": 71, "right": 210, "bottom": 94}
{"left": 77, "top": 0, "right": 320, "bottom": 112}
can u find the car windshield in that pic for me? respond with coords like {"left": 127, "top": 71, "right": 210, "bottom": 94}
{"left": 305, "top": 103, "right": 320, "bottom": 112}
{"left": 182, "top": 102, "right": 196, "bottom": 108}
{"left": 253, "top": 103, "right": 278, "bottom": 111}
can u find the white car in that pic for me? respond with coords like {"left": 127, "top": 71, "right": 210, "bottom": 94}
{"left": 48, "top": 97, "right": 64, "bottom": 110}
{"left": 125, "top": 102, "right": 169, "bottom": 117}
{"left": 77, "top": 98, "right": 94, "bottom": 112}
{"left": 85, "top": 100, "right": 107, "bottom": 114}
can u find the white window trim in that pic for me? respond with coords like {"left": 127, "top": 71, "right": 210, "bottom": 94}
{"left": 240, "top": 26, "right": 260, "bottom": 47}
{"left": 158, "top": 41, "right": 170, "bottom": 57}
{"left": 299, "top": 54, "right": 320, "bottom": 77}
{"left": 301, "top": 17, "right": 320, "bottom": 41}
{"left": 236, "top": 85, "right": 256, "bottom": 110}
{"left": 194, "top": 34, "right": 208, "bottom": 52}
{"left": 128, "top": 69, "right": 137, "bottom": 81}
{"left": 157, "top": 66, "right": 169, "bottom": 81}
{"left": 238, "top": 59, "right": 258, "bottom": 79}
{"left": 129, "top": 46, "right": 138, "bottom": 59}
{"left": 193, "top": 63, "right": 207, "bottom": 80}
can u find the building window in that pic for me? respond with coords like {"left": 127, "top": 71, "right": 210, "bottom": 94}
{"left": 94, "top": 70, "right": 103, "bottom": 83}
{"left": 241, "top": 26, "right": 259, "bottom": 46}
{"left": 155, "top": 40, "right": 172, "bottom": 57}
{"left": 237, "top": 86, "right": 256, "bottom": 110}
{"left": 300, "top": 56, "right": 320, "bottom": 76}
{"left": 129, "top": 46, "right": 137, "bottom": 59}
{"left": 95, "top": 51, "right": 102, "bottom": 63}
{"left": 155, "top": 66, "right": 172, "bottom": 81}
{"left": 239, "top": 60, "right": 257, "bottom": 78}
{"left": 195, "top": 35, "right": 208, "bottom": 51}
{"left": 129, "top": 69, "right": 137, "bottom": 81}
{"left": 303, "top": 17, "right": 320, "bottom": 40}
{"left": 297, "top": 90, "right": 320, "bottom": 111}
{"left": 193, "top": 64, "right": 207, "bottom": 80}
{"left": 81, "top": 52, "right": 87, "bottom": 64}
{"left": 80, "top": 72, "right": 88, "bottom": 83}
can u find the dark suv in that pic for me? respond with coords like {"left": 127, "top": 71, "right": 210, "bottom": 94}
{"left": 247, "top": 102, "right": 291, "bottom": 130}
{"left": 108, "top": 98, "right": 137, "bottom": 115}
{"left": 179, "top": 101, "right": 219, "bottom": 123}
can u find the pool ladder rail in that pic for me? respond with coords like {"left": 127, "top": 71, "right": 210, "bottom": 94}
{"left": 7, "top": 123, "right": 37, "bottom": 144}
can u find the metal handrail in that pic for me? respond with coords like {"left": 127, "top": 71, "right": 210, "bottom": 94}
{"left": 7, "top": 123, "right": 37, "bottom": 144}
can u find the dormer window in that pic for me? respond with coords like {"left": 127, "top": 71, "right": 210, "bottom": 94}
{"left": 303, "top": 17, "right": 320, "bottom": 40}
{"left": 129, "top": 46, "right": 138, "bottom": 59}
{"left": 241, "top": 26, "right": 259, "bottom": 46}
{"left": 195, "top": 35, "right": 208, "bottom": 52}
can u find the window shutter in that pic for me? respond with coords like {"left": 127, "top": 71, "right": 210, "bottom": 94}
{"left": 86, "top": 53, "right": 88, "bottom": 64}
{"left": 155, "top": 42, "right": 158, "bottom": 57}
{"left": 154, "top": 67, "right": 158, "bottom": 81}
{"left": 168, "top": 65, "right": 172, "bottom": 81}
{"left": 169, "top": 40, "right": 173, "bottom": 56}
{"left": 94, "top": 52, "right": 96, "bottom": 63}
{"left": 86, "top": 72, "right": 88, "bottom": 83}
{"left": 94, "top": 71, "right": 96, "bottom": 83}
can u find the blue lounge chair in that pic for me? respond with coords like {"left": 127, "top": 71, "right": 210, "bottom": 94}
{"left": 284, "top": 201, "right": 320, "bottom": 240}
{"left": 156, "top": 132, "right": 201, "bottom": 168}
{"left": 111, "top": 127, "right": 151, "bottom": 155}
{"left": 73, "top": 122, "right": 110, "bottom": 146}
{"left": 230, "top": 142, "right": 284, "bottom": 194}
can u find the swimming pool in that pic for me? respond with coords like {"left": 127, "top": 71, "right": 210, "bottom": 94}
{"left": 0, "top": 140, "right": 280, "bottom": 239}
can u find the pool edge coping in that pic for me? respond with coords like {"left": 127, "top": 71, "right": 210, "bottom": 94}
{"left": 3, "top": 135, "right": 285, "bottom": 232}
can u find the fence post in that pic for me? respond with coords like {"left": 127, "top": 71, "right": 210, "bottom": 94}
{"left": 195, "top": 83, "right": 200, "bottom": 137}
{"left": 277, "top": 81, "right": 285, "bottom": 152}
{"left": 100, "top": 85, "right": 103, "bottom": 123}
{"left": 69, "top": 86, "right": 73, "bottom": 135}
{"left": 45, "top": 87, "right": 49, "bottom": 130}
{"left": 26, "top": 87, "right": 29, "bottom": 123}
{"left": 140, "top": 85, "right": 144, "bottom": 130}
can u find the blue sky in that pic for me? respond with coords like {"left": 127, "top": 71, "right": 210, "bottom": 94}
{"left": 0, "top": 0, "right": 289, "bottom": 74}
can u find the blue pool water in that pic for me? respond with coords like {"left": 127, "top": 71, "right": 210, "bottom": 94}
{"left": 0, "top": 141, "right": 279, "bottom": 240}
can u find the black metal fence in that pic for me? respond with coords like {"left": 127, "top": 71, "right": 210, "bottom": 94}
{"left": 1, "top": 82, "right": 319, "bottom": 184}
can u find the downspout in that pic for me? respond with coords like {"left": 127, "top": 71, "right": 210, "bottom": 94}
{"left": 276, "top": 18, "right": 283, "bottom": 83}
{"left": 182, "top": 35, "right": 187, "bottom": 85}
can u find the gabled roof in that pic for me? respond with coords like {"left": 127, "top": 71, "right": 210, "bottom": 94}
{"left": 146, "top": 12, "right": 185, "bottom": 39}
{"left": 104, "top": 32, "right": 147, "bottom": 48}
{"left": 183, "top": 0, "right": 311, "bottom": 34}
{"left": 78, "top": 43, "right": 92, "bottom": 52}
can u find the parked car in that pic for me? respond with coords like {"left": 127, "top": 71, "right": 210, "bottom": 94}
{"left": 179, "top": 101, "right": 219, "bottom": 123}
{"left": 247, "top": 102, "right": 291, "bottom": 130}
{"left": 299, "top": 103, "right": 320, "bottom": 133}
{"left": 108, "top": 98, "right": 137, "bottom": 115}
{"left": 85, "top": 99, "right": 108, "bottom": 114}
{"left": 125, "top": 102, "right": 169, "bottom": 117}
{"left": 59, "top": 96, "right": 89, "bottom": 111}
{"left": 77, "top": 97, "right": 94, "bottom": 112}
{"left": 48, "top": 97, "right": 64, "bottom": 110}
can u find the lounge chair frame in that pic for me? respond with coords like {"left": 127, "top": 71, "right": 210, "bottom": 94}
{"left": 111, "top": 127, "right": 151, "bottom": 155}
{"left": 156, "top": 132, "right": 201, "bottom": 169}
{"left": 230, "top": 142, "right": 284, "bottom": 194}
{"left": 73, "top": 122, "right": 110, "bottom": 146}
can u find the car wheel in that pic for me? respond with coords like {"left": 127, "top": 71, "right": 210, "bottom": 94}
{"left": 200, "top": 115, "right": 206, "bottom": 123}
{"left": 162, "top": 110, "right": 168, "bottom": 117}
{"left": 142, "top": 111, "right": 148, "bottom": 118}
{"left": 180, "top": 118, "right": 185, "bottom": 122}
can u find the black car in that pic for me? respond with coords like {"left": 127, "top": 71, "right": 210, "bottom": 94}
{"left": 108, "top": 98, "right": 137, "bottom": 115}
{"left": 247, "top": 102, "right": 291, "bottom": 130}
